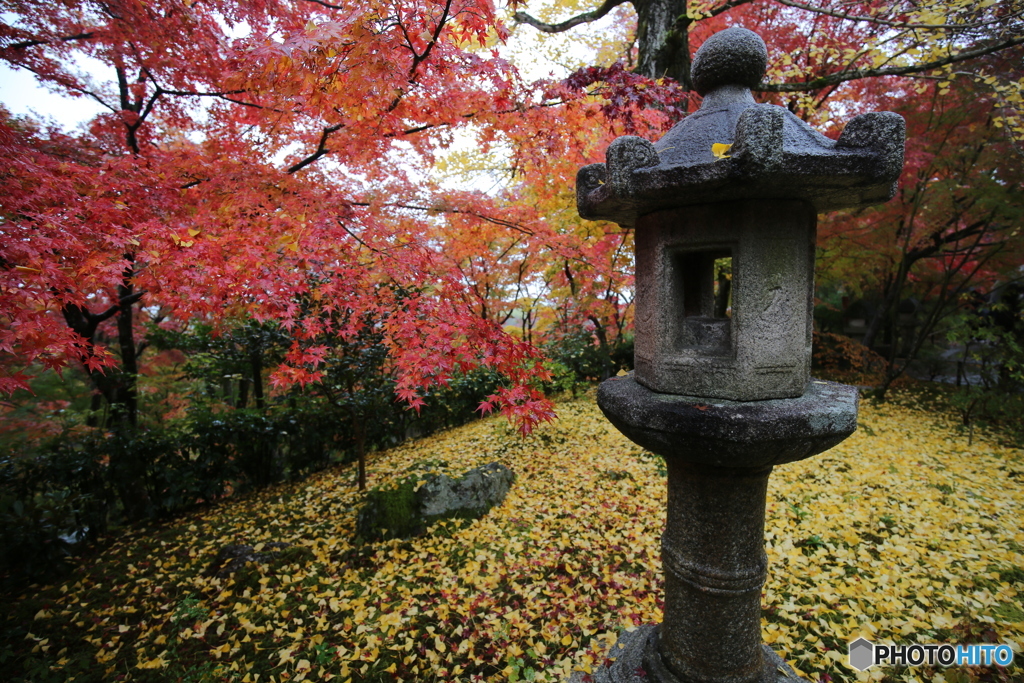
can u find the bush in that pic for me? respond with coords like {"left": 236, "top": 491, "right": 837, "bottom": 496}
{"left": 0, "top": 354, "right": 515, "bottom": 587}
{"left": 394, "top": 368, "right": 503, "bottom": 439}
{"left": 183, "top": 403, "right": 355, "bottom": 492}
{"left": 812, "top": 332, "right": 887, "bottom": 384}
{"left": 542, "top": 326, "right": 632, "bottom": 396}
{"left": 356, "top": 476, "right": 423, "bottom": 542}
{"left": 0, "top": 438, "right": 113, "bottom": 589}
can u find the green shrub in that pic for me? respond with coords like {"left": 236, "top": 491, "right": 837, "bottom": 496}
{"left": 541, "top": 326, "right": 632, "bottom": 395}
{"left": 0, "top": 441, "right": 112, "bottom": 589}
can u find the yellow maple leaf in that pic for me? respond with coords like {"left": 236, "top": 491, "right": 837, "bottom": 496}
{"left": 712, "top": 143, "right": 733, "bottom": 159}
{"left": 137, "top": 656, "right": 167, "bottom": 669}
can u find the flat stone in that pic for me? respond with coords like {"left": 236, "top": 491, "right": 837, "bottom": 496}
{"left": 597, "top": 374, "right": 857, "bottom": 467}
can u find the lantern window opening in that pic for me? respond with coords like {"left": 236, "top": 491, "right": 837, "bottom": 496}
{"left": 669, "top": 246, "right": 735, "bottom": 357}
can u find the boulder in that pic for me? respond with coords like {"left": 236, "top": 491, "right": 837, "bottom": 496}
{"left": 356, "top": 462, "right": 515, "bottom": 541}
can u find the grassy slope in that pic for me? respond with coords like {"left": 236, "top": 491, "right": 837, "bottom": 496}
{"left": 2, "top": 389, "right": 1022, "bottom": 683}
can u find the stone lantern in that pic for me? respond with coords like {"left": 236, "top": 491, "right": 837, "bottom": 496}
{"left": 572, "top": 27, "right": 904, "bottom": 683}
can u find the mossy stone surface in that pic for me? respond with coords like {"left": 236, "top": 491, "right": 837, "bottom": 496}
{"left": 355, "top": 462, "right": 514, "bottom": 542}
{"left": 357, "top": 478, "right": 424, "bottom": 541}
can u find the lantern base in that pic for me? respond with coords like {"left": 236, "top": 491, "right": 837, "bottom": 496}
{"left": 568, "top": 625, "right": 804, "bottom": 683}
{"left": 596, "top": 373, "right": 858, "bottom": 468}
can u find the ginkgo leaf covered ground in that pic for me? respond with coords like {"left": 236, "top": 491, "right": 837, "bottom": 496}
{"left": 4, "top": 389, "right": 1023, "bottom": 683}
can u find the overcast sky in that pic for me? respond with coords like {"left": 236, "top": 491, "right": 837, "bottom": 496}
{"left": 0, "top": 61, "right": 107, "bottom": 130}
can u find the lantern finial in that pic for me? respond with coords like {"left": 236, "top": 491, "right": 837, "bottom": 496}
{"left": 691, "top": 27, "right": 767, "bottom": 96}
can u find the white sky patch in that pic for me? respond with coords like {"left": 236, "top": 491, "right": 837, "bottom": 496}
{"left": 431, "top": 5, "right": 633, "bottom": 195}
{"left": 0, "top": 60, "right": 106, "bottom": 131}
{"left": 0, "top": 9, "right": 252, "bottom": 133}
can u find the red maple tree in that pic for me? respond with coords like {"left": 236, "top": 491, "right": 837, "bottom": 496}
{"left": 3, "top": 0, "right": 1022, "bottom": 435}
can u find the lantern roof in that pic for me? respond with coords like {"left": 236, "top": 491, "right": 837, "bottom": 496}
{"left": 576, "top": 27, "right": 905, "bottom": 227}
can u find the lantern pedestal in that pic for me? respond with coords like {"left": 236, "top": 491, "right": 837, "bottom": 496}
{"left": 572, "top": 625, "right": 801, "bottom": 683}
{"left": 567, "top": 376, "right": 857, "bottom": 683}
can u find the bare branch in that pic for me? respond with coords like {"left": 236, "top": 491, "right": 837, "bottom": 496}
{"left": 154, "top": 87, "right": 278, "bottom": 111}
{"left": 336, "top": 219, "right": 386, "bottom": 255}
{"left": 118, "top": 290, "right": 147, "bottom": 309}
{"left": 707, "top": 0, "right": 758, "bottom": 18}
{"left": 513, "top": 0, "right": 627, "bottom": 34}
{"left": 350, "top": 201, "right": 537, "bottom": 235}
{"left": 21, "top": 69, "right": 119, "bottom": 114}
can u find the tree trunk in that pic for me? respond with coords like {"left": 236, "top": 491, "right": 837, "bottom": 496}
{"left": 59, "top": 264, "right": 153, "bottom": 517}
{"left": 634, "top": 0, "right": 693, "bottom": 87}
{"left": 109, "top": 276, "right": 153, "bottom": 520}
{"left": 238, "top": 378, "right": 250, "bottom": 409}
{"left": 588, "top": 314, "right": 614, "bottom": 380}
{"left": 862, "top": 293, "right": 888, "bottom": 352}
{"left": 714, "top": 269, "right": 732, "bottom": 319}
{"left": 114, "top": 280, "right": 139, "bottom": 427}
{"left": 87, "top": 392, "right": 103, "bottom": 427}
{"left": 251, "top": 353, "right": 265, "bottom": 410}
{"left": 355, "top": 419, "right": 367, "bottom": 491}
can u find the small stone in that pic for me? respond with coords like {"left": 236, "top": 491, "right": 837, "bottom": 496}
{"left": 203, "top": 541, "right": 294, "bottom": 578}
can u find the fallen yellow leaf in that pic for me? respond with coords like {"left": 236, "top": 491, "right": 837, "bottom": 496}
{"left": 712, "top": 143, "right": 733, "bottom": 159}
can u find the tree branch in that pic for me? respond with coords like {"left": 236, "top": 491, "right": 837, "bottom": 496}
{"left": 3, "top": 32, "right": 95, "bottom": 51}
{"left": 905, "top": 218, "right": 995, "bottom": 263}
{"left": 336, "top": 219, "right": 386, "bottom": 255}
{"left": 350, "top": 200, "right": 537, "bottom": 235}
{"left": 759, "top": 34, "right": 1024, "bottom": 92}
{"left": 8, "top": 62, "right": 119, "bottom": 113}
{"left": 286, "top": 122, "right": 345, "bottom": 173}
{"left": 60, "top": 288, "right": 144, "bottom": 342}
{"left": 513, "top": 0, "right": 628, "bottom": 34}
{"left": 410, "top": 0, "right": 454, "bottom": 77}
{"left": 708, "top": 0, "right": 758, "bottom": 18}
{"left": 119, "top": 289, "right": 147, "bottom": 310}
{"left": 773, "top": 0, "right": 1024, "bottom": 31}
{"left": 301, "top": 0, "right": 345, "bottom": 9}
